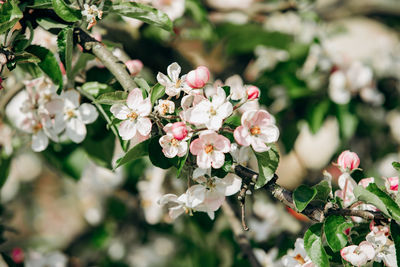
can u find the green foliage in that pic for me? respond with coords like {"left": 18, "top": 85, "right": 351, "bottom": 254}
{"left": 304, "top": 223, "right": 330, "bottom": 267}
{"left": 111, "top": 1, "right": 173, "bottom": 32}
{"left": 51, "top": 0, "right": 81, "bottom": 22}
{"left": 95, "top": 91, "right": 128, "bottom": 105}
{"left": 57, "top": 27, "right": 73, "bottom": 80}
{"left": 390, "top": 221, "right": 400, "bottom": 265}
{"left": 311, "top": 180, "right": 332, "bottom": 204}
{"left": 0, "top": 0, "right": 22, "bottom": 34}
{"left": 335, "top": 104, "right": 358, "bottom": 140}
{"left": 393, "top": 161, "right": 400, "bottom": 173}
{"left": 115, "top": 139, "right": 151, "bottom": 168}
{"left": 148, "top": 135, "right": 173, "bottom": 169}
{"left": 293, "top": 185, "right": 317, "bottom": 212}
{"left": 134, "top": 77, "right": 151, "bottom": 93}
{"left": 26, "top": 45, "right": 64, "bottom": 93}
{"left": 306, "top": 99, "right": 330, "bottom": 134}
{"left": 253, "top": 144, "right": 280, "bottom": 189}
{"left": 150, "top": 83, "right": 165, "bottom": 105}
{"left": 82, "top": 82, "right": 114, "bottom": 98}
{"left": 26, "top": 0, "right": 52, "bottom": 9}
{"left": 324, "top": 215, "right": 353, "bottom": 252}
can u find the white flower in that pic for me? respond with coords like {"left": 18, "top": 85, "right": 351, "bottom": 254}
{"left": 25, "top": 251, "right": 68, "bottom": 267}
{"left": 60, "top": 90, "right": 98, "bottom": 143}
{"left": 187, "top": 87, "right": 233, "bottom": 130}
{"left": 159, "top": 122, "right": 188, "bottom": 158}
{"left": 282, "top": 238, "right": 315, "bottom": 267}
{"left": 157, "top": 62, "right": 191, "bottom": 96}
{"left": 334, "top": 173, "right": 357, "bottom": 207}
{"left": 82, "top": 4, "right": 103, "bottom": 30}
{"left": 154, "top": 99, "right": 175, "bottom": 115}
{"left": 340, "top": 241, "right": 375, "bottom": 266}
{"left": 152, "top": 0, "right": 185, "bottom": 21}
{"left": 225, "top": 75, "right": 246, "bottom": 101}
{"left": 110, "top": 88, "right": 152, "bottom": 140}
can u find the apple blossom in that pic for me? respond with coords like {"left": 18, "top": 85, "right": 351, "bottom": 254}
{"left": 154, "top": 99, "right": 175, "bottom": 116}
{"left": 159, "top": 123, "right": 188, "bottom": 158}
{"left": 234, "top": 110, "right": 279, "bottom": 152}
{"left": 225, "top": 75, "right": 246, "bottom": 101}
{"left": 384, "top": 177, "right": 399, "bottom": 194}
{"left": 186, "top": 66, "right": 210, "bottom": 89}
{"left": 60, "top": 90, "right": 98, "bottom": 143}
{"left": 190, "top": 130, "right": 231, "bottom": 169}
{"left": 340, "top": 241, "right": 375, "bottom": 266}
{"left": 82, "top": 4, "right": 103, "bottom": 30}
{"left": 335, "top": 173, "right": 357, "bottom": 207}
{"left": 337, "top": 150, "right": 360, "bottom": 172}
{"left": 358, "top": 177, "right": 375, "bottom": 188}
{"left": 110, "top": 88, "right": 152, "bottom": 140}
{"left": 125, "top": 59, "right": 143, "bottom": 76}
{"left": 187, "top": 87, "right": 233, "bottom": 130}
{"left": 282, "top": 238, "right": 315, "bottom": 267}
{"left": 246, "top": 85, "right": 260, "bottom": 100}
{"left": 157, "top": 62, "right": 191, "bottom": 96}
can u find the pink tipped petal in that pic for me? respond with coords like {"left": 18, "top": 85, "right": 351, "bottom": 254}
{"left": 253, "top": 110, "right": 272, "bottom": 126}
{"left": 177, "top": 142, "right": 188, "bottom": 157}
{"left": 127, "top": 88, "right": 143, "bottom": 109}
{"left": 214, "top": 135, "right": 231, "bottom": 153}
{"left": 157, "top": 72, "right": 171, "bottom": 87}
{"left": 258, "top": 125, "right": 280, "bottom": 143}
{"left": 234, "top": 126, "right": 251, "bottom": 147}
{"left": 190, "top": 138, "right": 204, "bottom": 155}
{"left": 250, "top": 138, "right": 269, "bottom": 152}
{"left": 118, "top": 120, "right": 137, "bottom": 140}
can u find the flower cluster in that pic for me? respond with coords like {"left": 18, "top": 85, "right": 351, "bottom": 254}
{"left": 110, "top": 62, "right": 279, "bottom": 219}
{"left": 18, "top": 77, "right": 98, "bottom": 152}
{"left": 81, "top": 4, "right": 103, "bottom": 30}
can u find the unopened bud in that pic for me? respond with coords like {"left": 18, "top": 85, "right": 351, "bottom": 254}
{"left": 337, "top": 150, "right": 360, "bottom": 172}
{"left": 171, "top": 122, "right": 188, "bottom": 141}
{"left": 125, "top": 59, "right": 143, "bottom": 76}
{"left": 246, "top": 85, "right": 260, "bottom": 100}
{"left": 187, "top": 66, "right": 210, "bottom": 89}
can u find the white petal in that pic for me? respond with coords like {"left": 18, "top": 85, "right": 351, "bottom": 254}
{"left": 210, "top": 151, "right": 225, "bottom": 169}
{"left": 137, "top": 117, "right": 152, "bottom": 136}
{"left": 157, "top": 72, "right": 171, "bottom": 86}
{"left": 118, "top": 120, "right": 137, "bottom": 140}
{"left": 62, "top": 90, "right": 80, "bottom": 108}
{"left": 66, "top": 118, "right": 87, "bottom": 143}
{"left": 258, "top": 125, "right": 280, "bottom": 143}
{"left": 127, "top": 88, "right": 143, "bottom": 109}
{"left": 79, "top": 103, "right": 98, "bottom": 124}
{"left": 206, "top": 116, "right": 223, "bottom": 131}
{"left": 169, "top": 205, "right": 185, "bottom": 219}
{"left": 31, "top": 131, "right": 49, "bottom": 152}
{"left": 110, "top": 104, "right": 130, "bottom": 120}
{"left": 136, "top": 98, "right": 152, "bottom": 116}
{"left": 216, "top": 102, "right": 233, "bottom": 119}
{"left": 167, "top": 62, "right": 181, "bottom": 82}
{"left": 222, "top": 174, "right": 242, "bottom": 196}
{"left": 158, "top": 194, "right": 179, "bottom": 205}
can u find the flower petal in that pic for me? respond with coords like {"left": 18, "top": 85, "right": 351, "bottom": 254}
{"left": 79, "top": 103, "right": 98, "bottom": 124}
{"left": 118, "top": 120, "right": 137, "bottom": 140}
{"left": 66, "top": 118, "right": 87, "bottom": 143}
{"left": 234, "top": 126, "right": 251, "bottom": 146}
{"left": 32, "top": 131, "right": 49, "bottom": 152}
{"left": 136, "top": 117, "right": 152, "bottom": 136}
{"left": 126, "top": 88, "right": 143, "bottom": 109}
{"left": 110, "top": 104, "right": 130, "bottom": 120}
{"left": 210, "top": 151, "right": 225, "bottom": 169}
{"left": 167, "top": 62, "right": 181, "bottom": 82}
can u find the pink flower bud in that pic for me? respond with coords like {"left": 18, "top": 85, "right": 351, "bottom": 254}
{"left": 171, "top": 122, "right": 188, "bottom": 141}
{"left": 186, "top": 66, "right": 210, "bottom": 89}
{"left": 386, "top": 177, "right": 399, "bottom": 193}
{"left": 125, "top": 59, "right": 143, "bottom": 76}
{"left": 11, "top": 248, "right": 24, "bottom": 263}
{"left": 337, "top": 150, "right": 360, "bottom": 172}
{"left": 246, "top": 85, "right": 260, "bottom": 100}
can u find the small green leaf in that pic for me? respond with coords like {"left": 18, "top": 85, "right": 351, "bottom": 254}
{"left": 0, "top": 0, "right": 23, "bottom": 34}
{"left": 57, "top": 27, "right": 73, "bottom": 80}
{"left": 95, "top": 91, "right": 128, "bottom": 105}
{"left": 134, "top": 77, "right": 151, "bottom": 93}
{"left": 52, "top": 0, "right": 81, "bottom": 22}
{"left": 336, "top": 104, "right": 358, "bottom": 140}
{"left": 36, "top": 17, "right": 68, "bottom": 29}
{"left": 312, "top": 180, "right": 332, "bottom": 204}
{"left": 390, "top": 221, "right": 400, "bottom": 265}
{"left": 304, "top": 223, "right": 330, "bottom": 267}
{"left": 324, "top": 215, "right": 353, "bottom": 252}
{"left": 393, "top": 162, "right": 400, "bottom": 172}
{"left": 0, "top": 157, "right": 12, "bottom": 189}
{"left": 307, "top": 100, "right": 330, "bottom": 134}
{"left": 148, "top": 136, "right": 173, "bottom": 169}
{"left": 82, "top": 82, "right": 114, "bottom": 98}
{"left": 111, "top": 1, "right": 173, "bottom": 31}
{"left": 115, "top": 139, "right": 151, "bottom": 168}
{"left": 26, "top": 45, "right": 63, "bottom": 93}
{"left": 150, "top": 83, "right": 165, "bottom": 105}
{"left": 253, "top": 144, "right": 280, "bottom": 189}
{"left": 293, "top": 185, "right": 317, "bottom": 212}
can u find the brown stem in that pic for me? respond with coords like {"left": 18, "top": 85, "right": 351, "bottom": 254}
{"left": 221, "top": 201, "right": 262, "bottom": 267}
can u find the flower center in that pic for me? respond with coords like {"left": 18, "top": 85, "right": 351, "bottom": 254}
{"left": 209, "top": 107, "right": 217, "bottom": 116}
{"left": 44, "top": 94, "right": 52, "bottom": 102}
{"left": 250, "top": 126, "right": 261, "bottom": 135}
{"left": 127, "top": 112, "right": 138, "bottom": 121}
{"left": 161, "top": 103, "right": 169, "bottom": 115}
{"left": 66, "top": 109, "right": 76, "bottom": 119}
{"left": 205, "top": 144, "right": 214, "bottom": 154}
{"left": 175, "top": 79, "right": 182, "bottom": 88}
{"left": 32, "top": 122, "right": 43, "bottom": 133}
{"left": 170, "top": 138, "right": 179, "bottom": 147}
{"left": 206, "top": 178, "right": 216, "bottom": 190}
{"left": 294, "top": 254, "right": 305, "bottom": 265}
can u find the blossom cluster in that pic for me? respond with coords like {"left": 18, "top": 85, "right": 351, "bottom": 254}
{"left": 109, "top": 62, "right": 280, "bottom": 219}
{"left": 17, "top": 77, "right": 98, "bottom": 152}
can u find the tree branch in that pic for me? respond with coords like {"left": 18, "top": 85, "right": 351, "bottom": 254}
{"left": 233, "top": 164, "right": 387, "bottom": 223}
{"left": 73, "top": 28, "right": 136, "bottom": 92}
{"left": 221, "top": 201, "right": 262, "bottom": 267}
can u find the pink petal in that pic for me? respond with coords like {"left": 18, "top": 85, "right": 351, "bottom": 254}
{"left": 234, "top": 126, "right": 251, "bottom": 147}
{"left": 127, "top": 88, "right": 143, "bottom": 109}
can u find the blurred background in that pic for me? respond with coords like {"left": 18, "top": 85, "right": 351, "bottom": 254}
{"left": 1, "top": 0, "right": 400, "bottom": 266}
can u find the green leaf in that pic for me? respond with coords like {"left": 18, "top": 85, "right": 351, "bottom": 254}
{"left": 111, "top": 1, "right": 173, "bottom": 31}
{"left": 36, "top": 17, "right": 68, "bottom": 30}
{"left": 336, "top": 104, "right": 358, "bottom": 140}
{"left": 293, "top": 185, "right": 317, "bottom": 212}
{"left": 0, "top": 157, "right": 12, "bottom": 189}
{"left": 27, "top": 0, "right": 52, "bottom": 9}
{"left": 324, "top": 215, "right": 353, "bottom": 252}
{"left": 390, "top": 221, "right": 400, "bottom": 265}
{"left": 148, "top": 136, "right": 173, "bottom": 169}
{"left": 0, "top": 0, "right": 23, "bottom": 34}
{"left": 304, "top": 223, "right": 330, "bottom": 267}
{"left": 354, "top": 183, "right": 400, "bottom": 221}
{"left": 134, "top": 77, "right": 151, "bottom": 93}
{"left": 95, "top": 91, "right": 128, "bottom": 105}
{"left": 312, "top": 180, "right": 332, "bottom": 203}
{"left": 150, "top": 83, "right": 165, "bottom": 105}
{"left": 52, "top": 0, "right": 81, "bottom": 22}
{"left": 13, "top": 52, "right": 40, "bottom": 64}
{"left": 26, "top": 45, "right": 64, "bottom": 93}
{"left": 115, "top": 139, "right": 151, "bottom": 168}
{"left": 253, "top": 144, "right": 280, "bottom": 189}
{"left": 70, "top": 53, "right": 95, "bottom": 78}
{"left": 82, "top": 82, "right": 114, "bottom": 98}
{"left": 307, "top": 100, "right": 330, "bottom": 134}
{"left": 57, "top": 27, "right": 73, "bottom": 80}
{"left": 393, "top": 162, "right": 400, "bottom": 172}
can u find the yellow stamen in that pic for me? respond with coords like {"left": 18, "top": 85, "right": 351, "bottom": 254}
{"left": 205, "top": 144, "right": 214, "bottom": 154}
{"left": 250, "top": 126, "right": 261, "bottom": 136}
{"left": 294, "top": 254, "right": 306, "bottom": 265}
{"left": 127, "top": 112, "right": 138, "bottom": 120}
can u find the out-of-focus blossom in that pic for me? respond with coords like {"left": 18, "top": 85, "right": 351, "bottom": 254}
{"left": 125, "top": 59, "right": 143, "bottom": 76}
{"left": 282, "top": 238, "right": 315, "bottom": 267}
{"left": 157, "top": 62, "right": 191, "bottom": 96}
{"left": 340, "top": 241, "right": 375, "bottom": 266}
{"left": 206, "top": 0, "right": 254, "bottom": 10}
{"left": 234, "top": 110, "right": 279, "bottom": 152}
{"left": 186, "top": 66, "right": 210, "bottom": 89}
{"left": 31, "top": 27, "right": 57, "bottom": 52}
{"left": 25, "top": 251, "right": 68, "bottom": 267}
{"left": 153, "top": 0, "right": 185, "bottom": 21}
{"left": 254, "top": 248, "right": 284, "bottom": 267}
{"left": 384, "top": 177, "right": 399, "bottom": 194}
{"left": 0, "top": 122, "right": 13, "bottom": 155}
{"left": 12, "top": 248, "right": 24, "bottom": 263}
{"left": 110, "top": 88, "right": 152, "bottom": 140}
